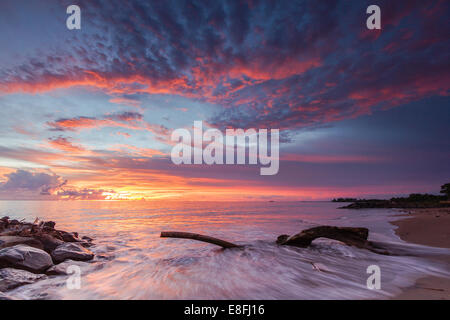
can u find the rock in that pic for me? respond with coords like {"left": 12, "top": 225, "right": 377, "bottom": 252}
{"left": 51, "top": 243, "right": 94, "bottom": 263}
{"left": 82, "top": 236, "right": 93, "bottom": 242}
{"left": 42, "top": 226, "right": 55, "bottom": 233}
{"left": 42, "top": 221, "right": 56, "bottom": 229}
{"left": 79, "top": 241, "right": 94, "bottom": 248}
{"left": 59, "top": 231, "right": 79, "bottom": 242}
{"left": 46, "top": 260, "right": 85, "bottom": 275}
{"left": 0, "top": 268, "right": 46, "bottom": 291}
{"left": 0, "top": 245, "right": 53, "bottom": 273}
{"left": 1, "top": 217, "right": 10, "bottom": 228}
{"left": 0, "top": 236, "right": 44, "bottom": 250}
{"left": 33, "top": 234, "right": 64, "bottom": 253}
{"left": 49, "top": 230, "right": 64, "bottom": 241}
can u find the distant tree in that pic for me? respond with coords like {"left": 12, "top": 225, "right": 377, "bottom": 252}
{"left": 440, "top": 183, "right": 450, "bottom": 199}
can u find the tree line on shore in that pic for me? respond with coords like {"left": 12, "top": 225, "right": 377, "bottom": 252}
{"left": 333, "top": 183, "right": 450, "bottom": 208}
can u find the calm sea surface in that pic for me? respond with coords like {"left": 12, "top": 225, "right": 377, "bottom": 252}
{"left": 1, "top": 200, "right": 448, "bottom": 299}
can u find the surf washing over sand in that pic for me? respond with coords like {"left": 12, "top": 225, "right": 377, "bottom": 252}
{"left": 1, "top": 200, "right": 449, "bottom": 299}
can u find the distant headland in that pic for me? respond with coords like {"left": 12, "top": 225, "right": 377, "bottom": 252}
{"left": 334, "top": 183, "right": 450, "bottom": 209}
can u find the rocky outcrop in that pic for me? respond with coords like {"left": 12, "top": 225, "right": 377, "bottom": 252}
{"left": 0, "top": 268, "right": 46, "bottom": 291}
{"left": 82, "top": 236, "right": 93, "bottom": 242}
{"left": 42, "top": 221, "right": 56, "bottom": 229}
{"left": 0, "top": 216, "right": 97, "bottom": 295}
{"left": 33, "top": 234, "right": 64, "bottom": 253}
{"left": 0, "top": 236, "right": 44, "bottom": 250}
{"left": 0, "top": 245, "right": 53, "bottom": 273}
{"left": 0, "top": 216, "right": 94, "bottom": 255}
{"left": 339, "top": 199, "right": 450, "bottom": 209}
{"left": 51, "top": 243, "right": 94, "bottom": 263}
{"left": 59, "top": 231, "right": 80, "bottom": 243}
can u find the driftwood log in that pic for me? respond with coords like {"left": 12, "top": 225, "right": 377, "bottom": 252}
{"left": 276, "top": 226, "right": 390, "bottom": 255}
{"left": 276, "top": 226, "right": 368, "bottom": 247}
{"left": 160, "top": 226, "right": 391, "bottom": 255}
{"left": 160, "top": 231, "right": 242, "bottom": 249}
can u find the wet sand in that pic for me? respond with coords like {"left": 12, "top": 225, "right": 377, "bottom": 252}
{"left": 391, "top": 208, "right": 450, "bottom": 300}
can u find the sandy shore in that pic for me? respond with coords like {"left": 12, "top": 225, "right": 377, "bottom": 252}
{"left": 391, "top": 208, "right": 450, "bottom": 300}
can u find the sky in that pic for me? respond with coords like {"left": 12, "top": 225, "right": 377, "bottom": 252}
{"left": 0, "top": 0, "right": 449, "bottom": 201}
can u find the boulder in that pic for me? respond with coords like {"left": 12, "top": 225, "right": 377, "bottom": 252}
{"left": 33, "top": 234, "right": 64, "bottom": 253}
{"left": 79, "top": 241, "right": 94, "bottom": 248}
{"left": 42, "top": 221, "right": 56, "bottom": 229}
{"left": 59, "top": 231, "right": 79, "bottom": 242}
{"left": 49, "top": 230, "right": 64, "bottom": 241}
{"left": 0, "top": 268, "right": 46, "bottom": 291}
{"left": 0, "top": 217, "right": 8, "bottom": 231}
{"left": 82, "top": 236, "right": 93, "bottom": 242}
{"left": 51, "top": 243, "right": 94, "bottom": 263}
{"left": 0, "top": 236, "right": 43, "bottom": 250}
{"left": 0, "top": 245, "right": 53, "bottom": 273}
{"left": 42, "top": 226, "right": 55, "bottom": 233}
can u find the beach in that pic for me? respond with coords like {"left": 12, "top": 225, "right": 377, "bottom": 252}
{"left": 1, "top": 200, "right": 449, "bottom": 299}
{"left": 392, "top": 208, "right": 450, "bottom": 300}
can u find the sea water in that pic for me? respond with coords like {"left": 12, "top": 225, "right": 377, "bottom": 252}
{"left": 0, "top": 200, "right": 448, "bottom": 299}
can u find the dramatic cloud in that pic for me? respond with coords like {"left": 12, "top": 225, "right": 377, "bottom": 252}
{"left": 47, "top": 112, "right": 144, "bottom": 132}
{"left": 46, "top": 111, "right": 170, "bottom": 142}
{"left": 0, "top": 0, "right": 447, "bottom": 132}
{"left": 0, "top": 1, "right": 448, "bottom": 200}
{"left": 0, "top": 169, "right": 117, "bottom": 199}
{"left": 56, "top": 188, "right": 113, "bottom": 200}
{"left": 0, "top": 169, "right": 67, "bottom": 195}
{"left": 48, "top": 136, "right": 86, "bottom": 153}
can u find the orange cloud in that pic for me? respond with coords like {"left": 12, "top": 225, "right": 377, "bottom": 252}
{"left": 48, "top": 137, "right": 85, "bottom": 153}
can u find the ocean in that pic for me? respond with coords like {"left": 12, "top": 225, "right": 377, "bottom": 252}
{"left": 1, "top": 200, "right": 449, "bottom": 299}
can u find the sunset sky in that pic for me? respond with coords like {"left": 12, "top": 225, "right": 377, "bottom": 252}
{"left": 0, "top": 0, "right": 449, "bottom": 200}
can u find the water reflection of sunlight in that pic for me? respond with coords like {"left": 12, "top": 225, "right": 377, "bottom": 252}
{"left": 102, "top": 191, "right": 132, "bottom": 200}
